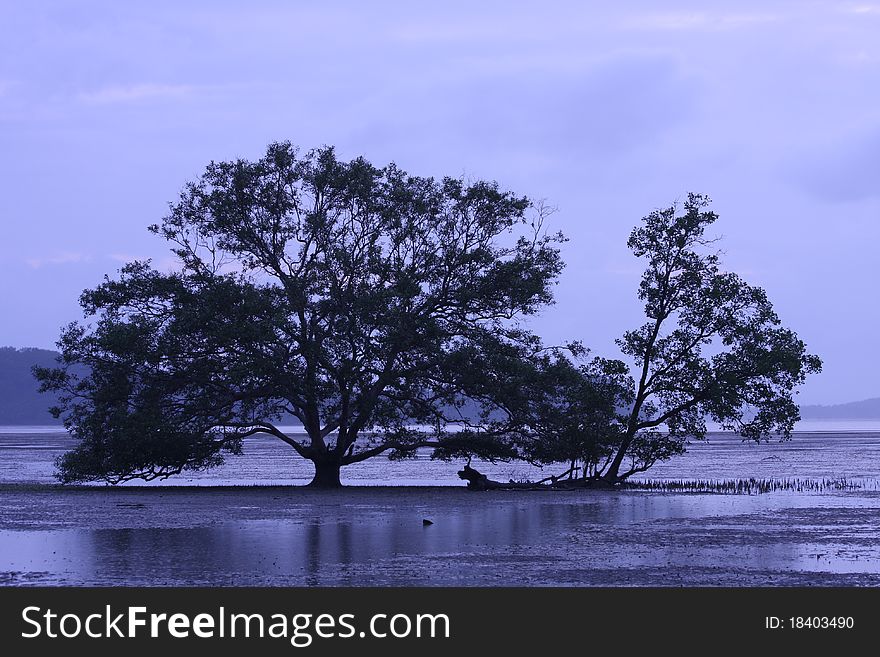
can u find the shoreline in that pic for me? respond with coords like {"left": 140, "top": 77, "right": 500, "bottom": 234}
{"left": 4, "top": 478, "right": 877, "bottom": 494}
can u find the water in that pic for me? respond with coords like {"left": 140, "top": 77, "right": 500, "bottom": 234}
{"left": 0, "top": 428, "right": 545, "bottom": 486}
{"left": 2, "top": 427, "right": 880, "bottom": 586}
{"left": 3, "top": 425, "right": 880, "bottom": 486}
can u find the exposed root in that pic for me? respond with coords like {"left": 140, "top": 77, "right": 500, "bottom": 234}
{"left": 457, "top": 466, "right": 870, "bottom": 495}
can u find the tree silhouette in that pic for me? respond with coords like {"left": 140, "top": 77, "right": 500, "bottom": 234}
{"left": 486, "top": 350, "right": 631, "bottom": 481}
{"left": 35, "top": 143, "right": 564, "bottom": 486}
{"left": 602, "top": 193, "right": 822, "bottom": 482}
{"left": 456, "top": 194, "right": 822, "bottom": 489}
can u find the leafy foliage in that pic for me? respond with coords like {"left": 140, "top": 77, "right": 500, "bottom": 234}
{"left": 603, "top": 193, "right": 822, "bottom": 481}
{"left": 507, "top": 353, "right": 632, "bottom": 480}
{"left": 35, "top": 143, "right": 564, "bottom": 485}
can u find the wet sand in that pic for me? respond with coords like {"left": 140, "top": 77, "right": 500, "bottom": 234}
{"left": 2, "top": 484, "right": 879, "bottom": 586}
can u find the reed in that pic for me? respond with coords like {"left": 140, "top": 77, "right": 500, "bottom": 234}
{"left": 622, "top": 477, "right": 870, "bottom": 494}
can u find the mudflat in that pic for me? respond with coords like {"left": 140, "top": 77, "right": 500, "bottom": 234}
{"left": 2, "top": 484, "right": 879, "bottom": 586}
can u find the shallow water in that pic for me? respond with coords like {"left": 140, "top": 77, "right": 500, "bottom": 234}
{"left": 2, "top": 428, "right": 880, "bottom": 586}
{"left": 2, "top": 486, "right": 879, "bottom": 586}
{"left": 3, "top": 428, "right": 880, "bottom": 487}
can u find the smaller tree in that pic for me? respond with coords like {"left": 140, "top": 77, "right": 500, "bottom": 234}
{"left": 507, "top": 352, "right": 631, "bottom": 481}
{"left": 430, "top": 340, "right": 632, "bottom": 485}
{"left": 601, "top": 193, "right": 822, "bottom": 483}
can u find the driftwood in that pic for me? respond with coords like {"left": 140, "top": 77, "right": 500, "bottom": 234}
{"left": 457, "top": 464, "right": 616, "bottom": 491}
{"left": 457, "top": 464, "right": 541, "bottom": 490}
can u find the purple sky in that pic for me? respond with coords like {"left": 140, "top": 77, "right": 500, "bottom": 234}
{"left": 2, "top": 1, "right": 879, "bottom": 404}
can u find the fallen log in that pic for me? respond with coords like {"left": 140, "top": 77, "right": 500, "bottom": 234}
{"left": 456, "top": 464, "right": 616, "bottom": 491}
{"left": 457, "top": 464, "right": 537, "bottom": 490}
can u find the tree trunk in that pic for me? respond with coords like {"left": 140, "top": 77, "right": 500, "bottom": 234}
{"left": 308, "top": 458, "right": 343, "bottom": 488}
{"left": 604, "top": 436, "right": 632, "bottom": 484}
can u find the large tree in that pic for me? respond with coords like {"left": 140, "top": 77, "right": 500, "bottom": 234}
{"left": 601, "top": 193, "right": 822, "bottom": 483}
{"left": 36, "top": 142, "right": 564, "bottom": 487}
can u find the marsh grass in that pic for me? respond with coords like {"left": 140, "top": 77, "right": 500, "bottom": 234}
{"left": 623, "top": 477, "right": 872, "bottom": 494}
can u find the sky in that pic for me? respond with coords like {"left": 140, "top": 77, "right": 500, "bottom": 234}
{"left": 1, "top": 1, "right": 878, "bottom": 405}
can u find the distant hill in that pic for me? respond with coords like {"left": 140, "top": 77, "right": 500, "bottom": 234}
{"left": 0, "top": 347, "right": 64, "bottom": 425}
{"left": 3, "top": 345, "right": 880, "bottom": 425}
{"left": 799, "top": 398, "right": 880, "bottom": 420}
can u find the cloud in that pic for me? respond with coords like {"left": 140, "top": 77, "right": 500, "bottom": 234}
{"left": 625, "top": 11, "right": 779, "bottom": 31}
{"left": 108, "top": 253, "right": 145, "bottom": 263}
{"left": 847, "top": 4, "right": 880, "bottom": 15}
{"left": 109, "top": 254, "right": 182, "bottom": 273}
{"left": 449, "top": 52, "right": 701, "bottom": 159}
{"left": 25, "top": 252, "right": 91, "bottom": 269}
{"left": 793, "top": 128, "right": 880, "bottom": 202}
{"left": 77, "top": 83, "right": 194, "bottom": 105}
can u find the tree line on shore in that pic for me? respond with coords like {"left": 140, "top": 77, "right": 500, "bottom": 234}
{"left": 35, "top": 142, "right": 821, "bottom": 487}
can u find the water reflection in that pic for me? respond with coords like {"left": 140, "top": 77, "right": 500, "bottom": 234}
{"left": 3, "top": 429, "right": 880, "bottom": 585}
{"left": 5, "top": 491, "right": 878, "bottom": 585}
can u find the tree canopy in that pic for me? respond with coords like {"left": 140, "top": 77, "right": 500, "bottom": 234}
{"left": 454, "top": 193, "right": 822, "bottom": 489}
{"left": 36, "top": 142, "right": 564, "bottom": 486}
{"left": 35, "top": 144, "right": 821, "bottom": 488}
{"left": 601, "top": 193, "right": 822, "bottom": 482}
{"left": 501, "top": 351, "right": 632, "bottom": 481}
